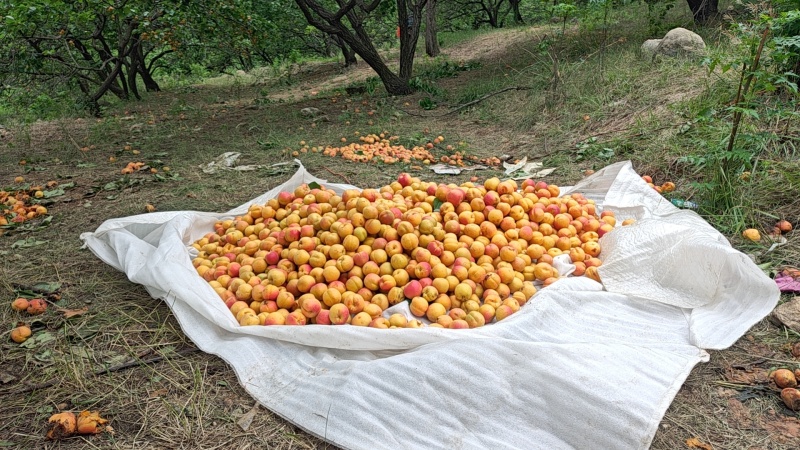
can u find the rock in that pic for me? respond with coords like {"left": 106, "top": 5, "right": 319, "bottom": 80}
{"left": 641, "top": 39, "right": 662, "bottom": 57}
{"left": 655, "top": 27, "right": 706, "bottom": 57}
{"left": 300, "top": 107, "right": 324, "bottom": 118}
{"left": 772, "top": 297, "right": 800, "bottom": 334}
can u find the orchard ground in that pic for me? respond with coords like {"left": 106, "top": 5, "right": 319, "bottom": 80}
{"left": 2, "top": 9, "right": 800, "bottom": 449}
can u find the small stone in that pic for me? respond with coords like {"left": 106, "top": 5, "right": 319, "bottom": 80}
{"left": 772, "top": 297, "right": 800, "bottom": 334}
{"left": 300, "top": 107, "right": 323, "bottom": 118}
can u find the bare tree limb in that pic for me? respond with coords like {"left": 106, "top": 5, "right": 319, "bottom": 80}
{"left": 398, "top": 86, "right": 533, "bottom": 117}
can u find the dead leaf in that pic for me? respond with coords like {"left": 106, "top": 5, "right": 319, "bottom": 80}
{"left": 715, "top": 387, "right": 737, "bottom": 398}
{"left": 237, "top": 403, "right": 258, "bottom": 432}
{"left": 724, "top": 367, "right": 770, "bottom": 384}
{"left": 0, "top": 371, "right": 17, "bottom": 384}
{"left": 56, "top": 307, "right": 89, "bottom": 319}
{"left": 727, "top": 398, "right": 753, "bottom": 428}
{"left": 149, "top": 388, "right": 169, "bottom": 398}
{"left": 685, "top": 437, "right": 713, "bottom": 450}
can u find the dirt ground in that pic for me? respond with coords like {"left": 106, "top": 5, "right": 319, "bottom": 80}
{"left": 1, "top": 24, "right": 799, "bottom": 450}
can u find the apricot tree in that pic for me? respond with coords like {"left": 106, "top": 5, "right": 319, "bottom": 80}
{"left": 294, "top": 0, "right": 429, "bottom": 95}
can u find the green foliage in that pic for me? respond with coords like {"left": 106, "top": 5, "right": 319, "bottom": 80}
{"left": 575, "top": 137, "right": 616, "bottom": 161}
{"left": 643, "top": 0, "right": 675, "bottom": 35}
{"left": 409, "top": 77, "right": 444, "bottom": 96}
{"left": 416, "top": 59, "right": 481, "bottom": 79}
{"left": 419, "top": 96, "right": 438, "bottom": 109}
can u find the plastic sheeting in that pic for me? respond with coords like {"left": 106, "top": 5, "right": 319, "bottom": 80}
{"left": 80, "top": 160, "right": 779, "bottom": 449}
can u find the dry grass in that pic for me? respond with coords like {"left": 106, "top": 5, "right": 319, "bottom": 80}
{"left": 1, "top": 14, "right": 799, "bottom": 450}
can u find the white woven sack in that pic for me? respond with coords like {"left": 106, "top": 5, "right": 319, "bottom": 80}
{"left": 81, "top": 160, "right": 778, "bottom": 449}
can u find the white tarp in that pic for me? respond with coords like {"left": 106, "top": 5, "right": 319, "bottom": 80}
{"left": 80, "top": 160, "right": 779, "bottom": 449}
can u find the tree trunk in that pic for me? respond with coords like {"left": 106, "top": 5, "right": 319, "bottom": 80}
{"left": 333, "top": 35, "right": 357, "bottom": 67}
{"left": 425, "top": 0, "right": 440, "bottom": 57}
{"left": 342, "top": 43, "right": 357, "bottom": 67}
{"left": 686, "top": 0, "right": 718, "bottom": 24}
{"left": 294, "top": 0, "right": 426, "bottom": 96}
{"left": 140, "top": 45, "right": 163, "bottom": 92}
{"left": 509, "top": 0, "right": 524, "bottom": 24}
{"left": 397, "top": 0, "right": 426, "bottom": 81}
{"left": 127, "top": 37, "right": 142, "bottom": 100}
{"left": 352, "top": 38, "right": 412, "bottom": 94}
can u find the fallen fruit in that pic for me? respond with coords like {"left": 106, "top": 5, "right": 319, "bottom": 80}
{"left": 777, "top": 220, "right": 793, "bottom": 234}
{"left": 1, "top": 182, "right": 56, "bottom": 224}
{"left": 781, "top": 388, "right": 800, "bottom": 411}
{"left": 191, "top": 173, "right": 610, "bottom": 328}
{"left": 46, "top": 412, "right": 77, "bottom": 440}
{"left": 76, "top": 410, "right": 109, "bottom": 434}
{"left": 10, "top": 324, "right": 32, "bottom": 343}
{"left": 26, "top": 298, "right": 47, "bottom": 315}
{"left": 11, "top": 297, "right": 29, "bottom": 312}
{"left": 772, "top": 368, "right": 798, "bottom": 389}
{"left": 742, "top": 228, "right": 761, "bottom": 241}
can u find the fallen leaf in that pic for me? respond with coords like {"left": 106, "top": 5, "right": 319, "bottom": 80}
{"left": 685, "top": 437, "right": 713, "bottom": 450}
{"left": 237, "top": 403, "right": 259, "bottom": 431}
{"left": 30, "top": 282, "right": 62, "bottom": 294}
{"left": 56, "top": 307, "right": 89, "bottom": 319}
{"left": 736, "top": 387, "right": 770, "bottom": 402}
{"left": 19, "top": 331, "right": 56, "bottom": 349}
{"left": 149, "top": 388, "right": 169, "bottom": 398}
{"left": 0, "top": 371, "right": 17, "bottom": 384}
{"left": 11, "top": 238, "right": 49, "bottom": 249}
{"left": 724, "top": 367, "right": 770, "bottom": 384}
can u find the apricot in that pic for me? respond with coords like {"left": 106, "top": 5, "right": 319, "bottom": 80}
{"left": 46, "top": 411, "right": 77, "bottom": 440}
{"left": 781, "top": 388, "right": 800, "bottom": 411}
{"left": 11, "top": 324, "right": 32, "bottom": 343}
{"left": 26, "top": 298, "right": 47, "bottom": 315}
{"left": 11, "top": 297, "right": 29, "bottom": 312}
{"left": 742, "top": 228, "right": 761, "bottom": 241}
{"left": 772, "top": 369, "right": 798, "bottom": 389}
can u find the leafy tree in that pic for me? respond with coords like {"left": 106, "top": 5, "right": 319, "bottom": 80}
{"left": 0, "top": 0, "right": 175, "bottom": 113}
{"left": 441, "top": 0, "right": 521, "bottom": 29}
{"left": 295, "top": 0, "right": 429, "bottom": 95}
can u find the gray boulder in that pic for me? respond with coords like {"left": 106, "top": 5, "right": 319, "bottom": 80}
{"left": 655, "top": 27, "right": 706, "bottom": 57}
{"left": 641, "top": 39, "right": 662, "bottom": 57}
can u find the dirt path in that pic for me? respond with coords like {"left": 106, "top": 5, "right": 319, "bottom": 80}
{"left": 210, "top": 27, "right": 540, "bottom": 102}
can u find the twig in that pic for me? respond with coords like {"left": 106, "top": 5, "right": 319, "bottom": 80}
{"left": 397, "top": 86, "right": 534, "bottom": 118}
{"left": 1, "top": 347, "right": 200, "bottom": 395}
{"left": 574, "top": 123, "right": 677, "bottom": 145}
{"left": 323, "top": 167, "right": 352, "bottom": 185}
{"left": 444, "top": 86, "right": 533, "bottom": 116}
{"left": 63, "top": 128, "right": 84, "bottom": 152}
